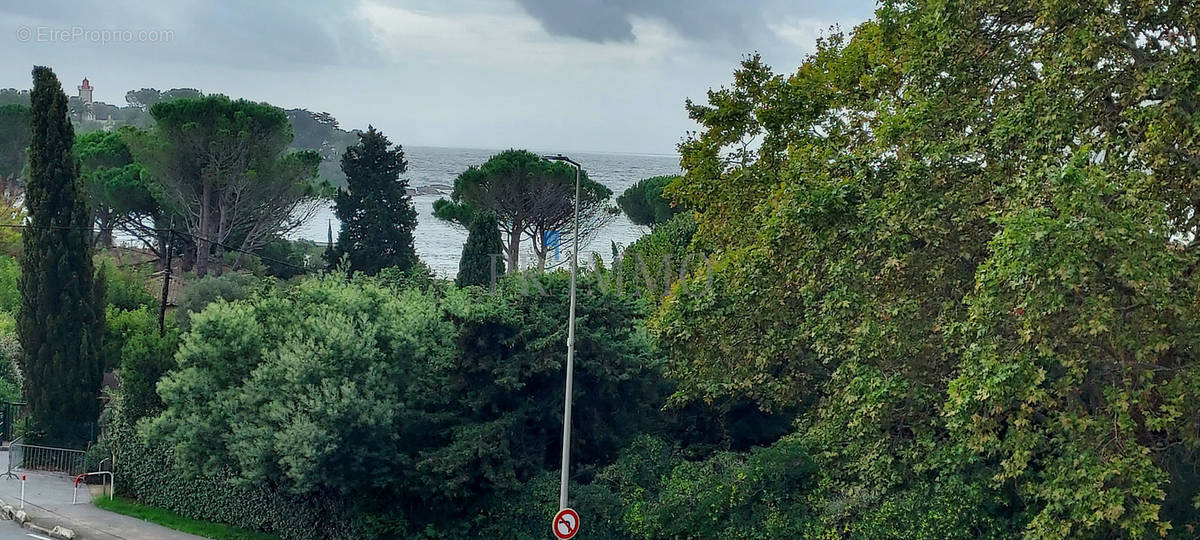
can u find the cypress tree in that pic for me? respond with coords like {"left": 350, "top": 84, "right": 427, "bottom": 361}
{"left": 456, "top": 212, "right": 505, "bottom": 287}
{"left": 326, "top": 126, "right": 419, "bottom": 274}
{"left": 18, "top": 66, "right": 105, "bottom": 446}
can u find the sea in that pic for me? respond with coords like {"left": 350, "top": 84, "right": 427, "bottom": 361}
{"left": 290, "top": 146, "right": 682, "bottom": 277}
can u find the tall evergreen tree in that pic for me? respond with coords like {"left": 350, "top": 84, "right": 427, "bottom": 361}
{"left": 18, "top": 66, "right": 105, "bottom": 445}
{"left": 326, "top": 126, "right": 418, "bottom": 274}
{"left": 456, "top": 212, "right": 505, "bottom": 287}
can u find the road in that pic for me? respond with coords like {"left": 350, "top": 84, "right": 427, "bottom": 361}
{"left": 0, "top": 519, "right": 51, "bottom": 540}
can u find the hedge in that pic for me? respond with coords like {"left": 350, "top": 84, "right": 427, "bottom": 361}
{"left": 108, "top": 405, "right": 365, "bottom": 539}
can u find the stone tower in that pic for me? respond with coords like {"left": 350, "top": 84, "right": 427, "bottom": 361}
{"left": 78, "top": 77, "right": 95, "bottom": 121}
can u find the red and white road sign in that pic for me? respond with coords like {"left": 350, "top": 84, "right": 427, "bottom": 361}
{"left": 552, "top": 508, "right": 580, "bottom": 539}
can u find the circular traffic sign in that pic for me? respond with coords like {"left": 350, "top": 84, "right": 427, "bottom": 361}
{"left": 552, "top": 508, "right": 580, "bottom": 539}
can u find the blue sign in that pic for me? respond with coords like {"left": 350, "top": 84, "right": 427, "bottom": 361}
{"left": 543, "top": 231, "right": 560, "bottom": 261}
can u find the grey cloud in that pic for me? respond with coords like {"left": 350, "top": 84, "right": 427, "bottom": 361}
{"left": 0, "top": 0, "right": 379, "bottom": 69}
{"left": 513, "top": 0, "right": 872, "bottom": 45}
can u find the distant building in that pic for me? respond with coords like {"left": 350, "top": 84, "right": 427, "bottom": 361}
{"left": 78, "top": 77, "right": 95, "bottom": 121}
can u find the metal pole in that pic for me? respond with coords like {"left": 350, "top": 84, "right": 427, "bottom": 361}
{"left": 558, "top": 161, "right": 581, "bottom": 510}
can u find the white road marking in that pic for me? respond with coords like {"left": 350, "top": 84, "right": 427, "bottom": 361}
{"left": 26, "top": 534, "right": 54, "bottom": 540}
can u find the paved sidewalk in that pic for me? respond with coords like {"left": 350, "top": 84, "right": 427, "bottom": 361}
{"left": 0, "top": 468, "right": 203, "bottom": 540}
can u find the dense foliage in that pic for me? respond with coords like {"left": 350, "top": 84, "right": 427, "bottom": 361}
{"left": 616, "top": 175, "right": 680, "bottom": 228}
{"left": 456, "top": 212, "right": 505, "bottom": 287}
{"left": 325, "top": 127, "right": 419, "bottom": 275}
{"left": 75, "top": 129, "right": 157, "bottom": 247}
{"left": 18, "top": 67, "right": 105, "bottom": 446}
{"left": 68, "top": 2, "right": 1200, "bottom": 538}
{"left": 138, "top": 270, "right": 664, "bottom": 536}
{"left": 109, "top": 404, "right": 361, "bottom": 540}
{"left": 656, "top": 2, "right": 1200, "bottom": 537}
{"left": 614, "top": 212, "right": 700, "bottom": 299}
{"left": 174, "top": 273, "right": 263, "bottom": 331}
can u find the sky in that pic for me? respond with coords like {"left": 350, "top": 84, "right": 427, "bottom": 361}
{"left": 1, "top": 0, "right": 876, "bottom": 155}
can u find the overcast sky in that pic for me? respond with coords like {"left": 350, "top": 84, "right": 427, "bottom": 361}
{"left": 2, "top": 0, "right": 876, "bottom": 154}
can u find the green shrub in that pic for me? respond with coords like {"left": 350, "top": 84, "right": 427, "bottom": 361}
{"left": 0, "top": 377, "right": 19, "bottom": 404}
{"left": 83, "top": 439, "right": 112, "bottom": 474}
{"left": 103, "top": 306, "right": 154, "bottom": 373}
{"left": 142, "top": 271, "right": 664, "bottom": 534}
{"left": 99, "top": 258, "right": 156, "bottom": 311}
{"left": 614, "top": 212, "right": 699, "bottom": 299}
{"left": 254, "top": 237, "right": 323, "bottom": 279}
{"left": 175, "top": 273, "right": 263, "bottom": 330}
{"left": 586, "top": 434, "right": 819, "bottom": 539}
{"left": 376, "top": 260, "right": 438, "bottom": 292}
{"left": 842, "top": 475, "right": 1015, "bottom": 540}
{"left": 0, "top": 314, "right": 23, "bottom": 401}
{"left": 0, "top": 256, "right": 18, "bottom": 314}
{"left": 109, "top": 404, "right": 363, "bottom": 539}
{"left": 113, "top": 309, "right": 179, "bottom": 422}
{"left": 473, "top": 470, "right": 628, "bottom": 540}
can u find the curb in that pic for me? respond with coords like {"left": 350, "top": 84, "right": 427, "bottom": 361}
{"left": 0, "top": 495, "right": 77, "bottom": 539}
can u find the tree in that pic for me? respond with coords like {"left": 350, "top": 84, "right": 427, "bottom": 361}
{"left": 0, "top": 89, "right": 30, "bottom": 107}
{"left": 325, "top": 126, "right": 419, "bottom": 275}
{"left": 147, "top": 271, "right": 665, "bottom": 534}
{"left": 125, "top": 88, "right": 203, "bottom": 111}
{"left": 75, "top": 129, "right": 159, "bottom": 247}
{"left": 655, "top": 1, "right": 1200, "bottom": 536}
{"left": 456, "top": 212, "right": 505, "bottom": 287}
{"left": 132, "top": 95, "right": 326, "bottom": 276}
{"left": 124, "top": 88, "right": 161, "bottom": 110}
{"left": 617, "top": 175, "right": 681, "bottom": 227}
{"left": 0, "top": 104, "right": 31, "bottom": 194}
{"left": 18, "top": 66, "right": 105, "bottom": 446}
{"left": 433, "top": 149, "right": 616, "bottom": 271}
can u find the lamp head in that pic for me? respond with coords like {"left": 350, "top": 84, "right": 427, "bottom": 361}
{"left": 541, "top": 154, "right": 579, "bottom": 167}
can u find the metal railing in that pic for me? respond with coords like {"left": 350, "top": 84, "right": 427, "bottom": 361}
{"left": 3, "top": 435, "right": 22, "bottom": 479}
{"left": 8, "top": 439, "right": 87, "bottom": 476}
{"left": 74, "top": 472, "right": 114, "bottom": 503}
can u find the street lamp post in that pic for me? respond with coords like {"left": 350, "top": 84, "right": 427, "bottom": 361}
{"left": 543, "top": 153, "right": 581, "bottom": 511}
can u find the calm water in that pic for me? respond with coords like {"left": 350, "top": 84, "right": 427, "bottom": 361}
{"left": 291, "top": 146, "right": 681, "bottom": 277}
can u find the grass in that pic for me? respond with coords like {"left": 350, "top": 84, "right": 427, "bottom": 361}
{"left": 93, "top": 495, "right": 279, "bottom": 540}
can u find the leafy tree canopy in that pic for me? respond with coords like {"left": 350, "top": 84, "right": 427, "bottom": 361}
{"left": 75, "top": 128, "right": 159, "bottom": 247}
{"left": 135, "top": 95, "right": 326, "bottom": 276}
{"left": 656, "top": 2, "right": 1200, "bottom": 537}
{"left": 434, "top": 149, "right": 615, "bottom": 270}
{"left": 617, "top": 175, "right": 681, "bottom": 227}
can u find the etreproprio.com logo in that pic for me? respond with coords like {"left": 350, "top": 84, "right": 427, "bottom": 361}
{"left": 16, "top": 25, "right": 175, "bottom": 44}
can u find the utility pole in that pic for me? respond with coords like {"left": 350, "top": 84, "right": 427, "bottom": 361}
{"left": 157, "top": 228, "right": 172, "bottom": 336}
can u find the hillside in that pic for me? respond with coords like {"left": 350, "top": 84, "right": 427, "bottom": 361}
{"left": 0, "top": 86, "right": 359, "bottom": 185}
